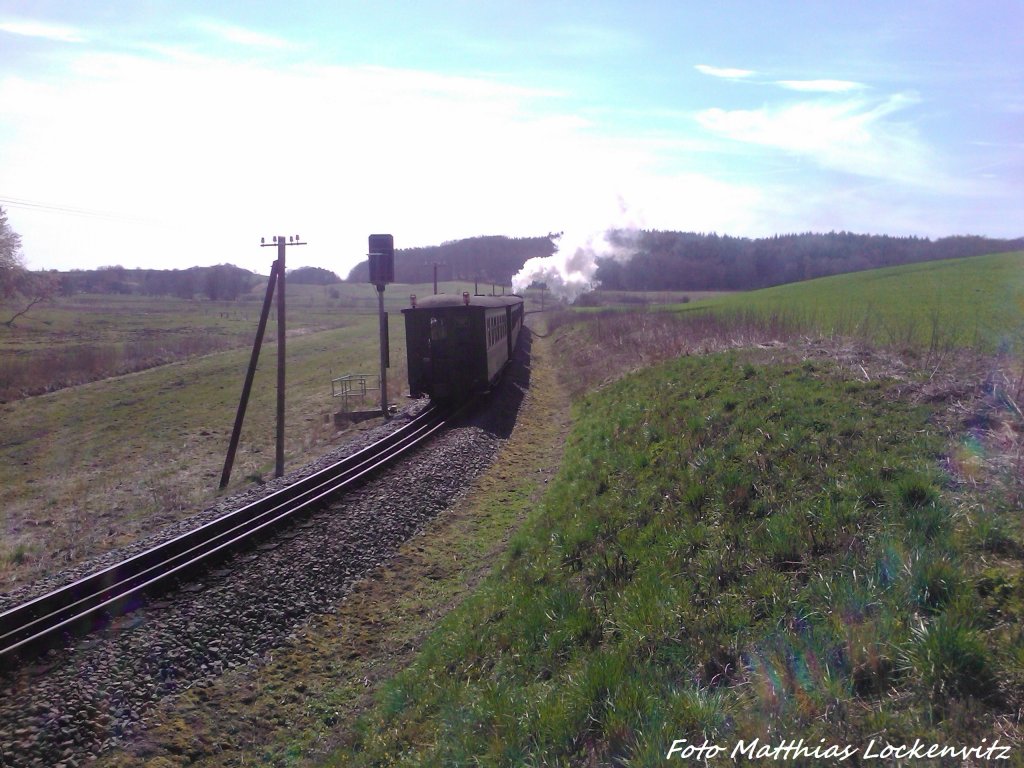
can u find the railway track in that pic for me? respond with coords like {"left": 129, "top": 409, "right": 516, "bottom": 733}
{"left": 0, "top": 403, "right": 450, "bottom": 668}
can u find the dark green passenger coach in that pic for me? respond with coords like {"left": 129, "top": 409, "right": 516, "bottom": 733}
{"left": 402, "top": 293, "right": 524, "bottom": 401}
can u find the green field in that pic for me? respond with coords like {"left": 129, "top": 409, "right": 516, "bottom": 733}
{"left": 688, "top": 251, "right": 1024, "bottom": 352}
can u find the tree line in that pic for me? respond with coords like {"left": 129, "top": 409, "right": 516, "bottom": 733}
{"left": 40, "top": 265, "right": 341, "bottom": 301}
{"left": 344, "top": 230, "right": 1023, "bottom": 293}
{"left": 345, "top": 234, "right": 556, "bottom": 284}
{"left": 55, "top": 264, "right": 262, "bottom": 300}
{"left": 4, "top": 195, "right": 1021, "bottom": 325}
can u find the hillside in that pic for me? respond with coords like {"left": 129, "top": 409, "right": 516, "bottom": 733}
{"left": 337, "top": 342, "right": 1023, "bottom": 764}
{"left": 693, "top": 250, "right": 1024, "bottom": 351}
{"left": 595, "top": 231, "right": 1024, "bottom": 292}
{"left": 330, "top": 254, "right": 1024, "bottom": 763}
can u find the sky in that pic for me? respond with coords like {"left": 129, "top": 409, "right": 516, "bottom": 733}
{"left": 1, "top": 1, "right": 1021, "bottom": 278}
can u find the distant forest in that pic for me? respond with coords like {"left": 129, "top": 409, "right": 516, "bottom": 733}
{"left": 346, "top": 235, "right": 556, "bottom": 284}
{"left": 595, "top": 231, "right": 1024, "bottom": 291}
{"left": 54, "top": 265, "right": 339, "bottom": 300}
{"left": 347, "top": 231, "right": 1023, "bottom": 292}
{"left": 46, "top": 232, "right": 1023, "bottom": 299}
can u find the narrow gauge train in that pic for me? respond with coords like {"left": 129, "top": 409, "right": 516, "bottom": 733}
{"left": 402, "top": 293, "right": 524, "bottom": 401}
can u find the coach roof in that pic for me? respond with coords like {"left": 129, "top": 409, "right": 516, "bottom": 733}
{"left": 403, "top": 294, "right": 523, "bottom": 310}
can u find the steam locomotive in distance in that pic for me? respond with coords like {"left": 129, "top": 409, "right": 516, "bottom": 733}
{"left": 402, "top": 293, "right": 524, "bottom": 402}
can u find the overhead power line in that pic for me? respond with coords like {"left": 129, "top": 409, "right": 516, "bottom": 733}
{"left": 0, "top": 195, "right": 143, "bottom": 222}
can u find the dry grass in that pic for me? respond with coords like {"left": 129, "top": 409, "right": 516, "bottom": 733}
{"left": 0, "top": 333, "right": 252, "bottom": 401}
{"left": 545, "top": 309, "right": 800, "bottom": 397}
{"left": 0, "top": 314, "right": 409, "bottom": 594}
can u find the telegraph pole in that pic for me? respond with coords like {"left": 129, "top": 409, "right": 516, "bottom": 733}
{"left": 219, "top": 234, "right": 306, "bottom": 489}
{"left": 263, "top": 234, "right": 306, "bottom": 478}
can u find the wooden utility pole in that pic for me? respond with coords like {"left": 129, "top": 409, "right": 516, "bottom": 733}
{"left": 265, "top": 235, "right": 305, "bottom": 479}
{"left": 219, "top": 234, "right": 305, "bottom": 487}
{"left": 275, "top": 239, "right": 287, "bottom": 478}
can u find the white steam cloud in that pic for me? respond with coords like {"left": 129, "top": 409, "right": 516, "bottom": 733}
{"left": 512, "top": 197, "right": 647, "bottom": 302}
{"left": 511, "top": 229, "right": 640, "bottom": 302}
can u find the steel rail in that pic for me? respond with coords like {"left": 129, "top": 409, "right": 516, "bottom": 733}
{"left": 0, "top": 404, "right": 449, "bottom": 667}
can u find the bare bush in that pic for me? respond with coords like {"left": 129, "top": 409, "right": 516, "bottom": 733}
{"left": 547, "top": 309, "right": 803, "bottom": 397}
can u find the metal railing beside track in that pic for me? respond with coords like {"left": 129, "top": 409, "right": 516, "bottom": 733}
{"left": 0, "top": 404, "right": 449, "bottom": 668}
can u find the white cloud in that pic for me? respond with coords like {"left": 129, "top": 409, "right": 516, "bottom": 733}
{"left": 775, "top": 79, "right": 867, "bottom": 93}
{"left": 193, "top": 19, "right": 293, "bottom": 49}
{"left": 697, "top": 66, "right": 866, "bottom": 93}
{"left": 0, "top": 19, "right": 84, "bottom": 43}
{"left": 696, "top": 94, "right": 947, "bottom": 188}
{"left": 7, "top": 39, "right": 1006, "bottom": 274}
{"left": 1, "top": 49, "right": 764, "bottom": 273}
{"left": 695, "top": 64, "right": 755, "bottom": 79}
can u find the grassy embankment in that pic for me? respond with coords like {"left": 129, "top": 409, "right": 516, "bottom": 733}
{"left": 687, "top": 250, "right": 1024, "bottom": 353}
{"left": 339, "top": 355, "right": 1022, "bottom": 764}
{"left": 0, "top": 281, "right": 478, "bottom": 589}
{"left": 326, "top": 256, "right": 1024, "bottom": 765}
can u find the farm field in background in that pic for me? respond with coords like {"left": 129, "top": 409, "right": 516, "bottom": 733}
{"left": 0, "top": 278, "right": 502, "bottom": 589}
{"left": 0, "top": 280, "right": 483, "bottom": 401}
{"left": 687, "top": 250, "right": 1024, "bottom": 352}
{"left": 4, "top": 250, "right": 1020, "bottom": 590}
{"left": 1, "top": 282, "right": 500, "bottom": 591}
